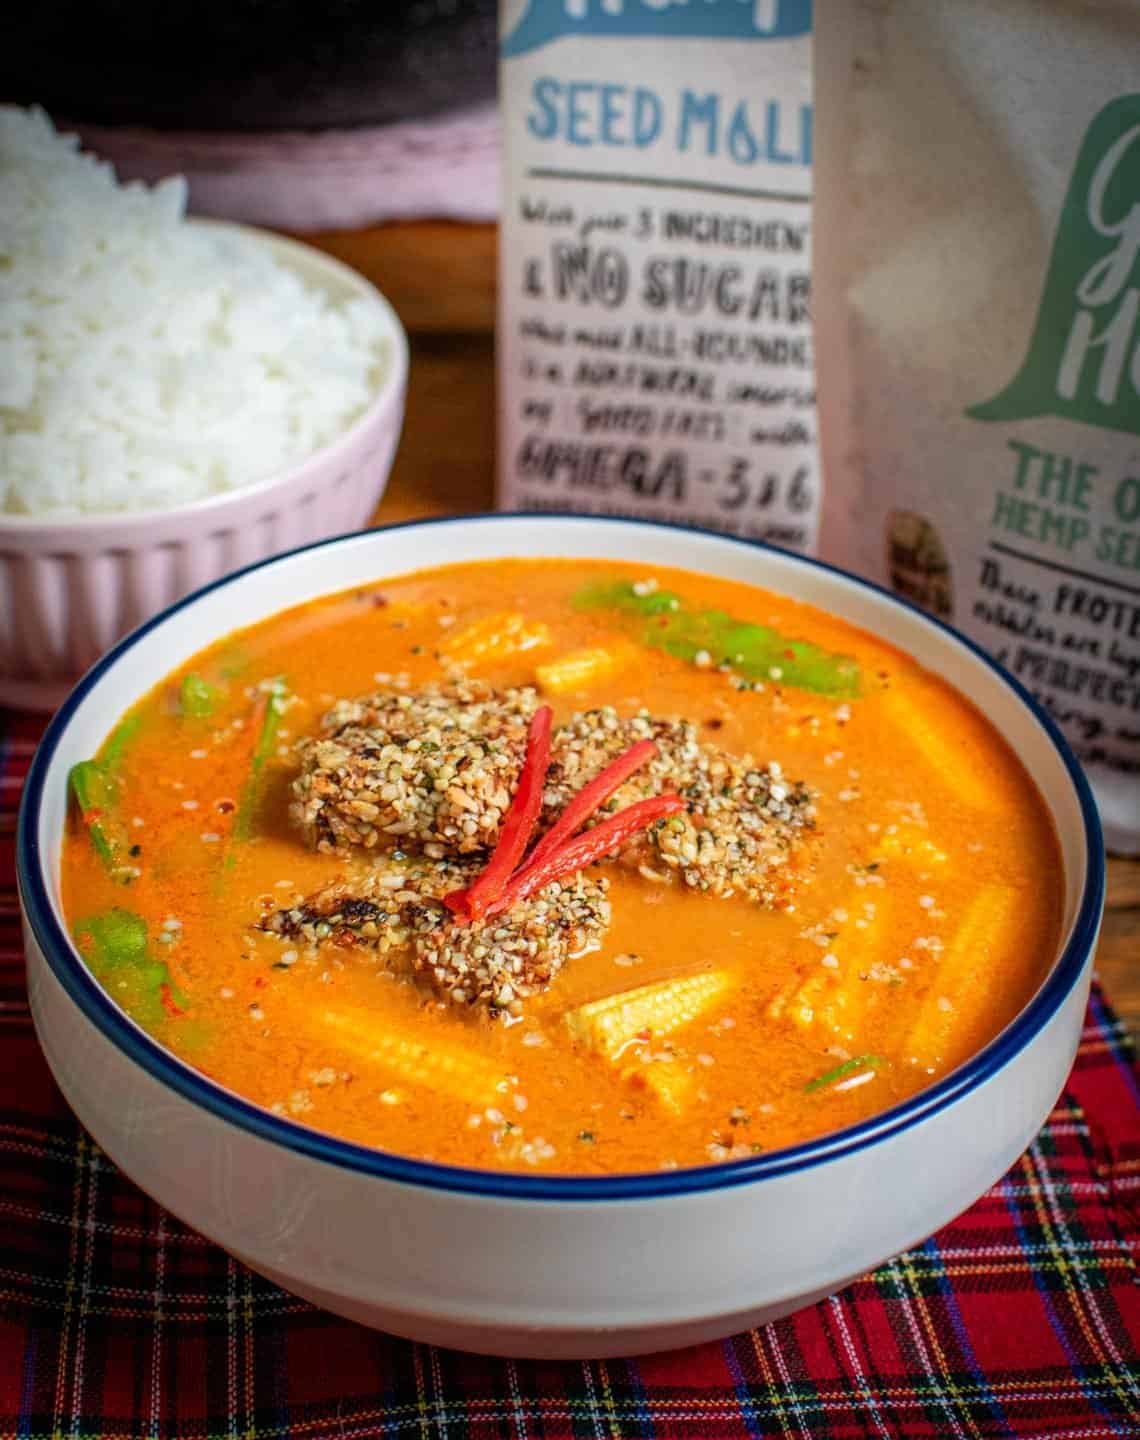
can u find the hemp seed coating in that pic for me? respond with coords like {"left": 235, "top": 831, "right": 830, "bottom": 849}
{"left": 290, "top": 680, "right": 540, "bottom": 857}
{"left": 544, "top": 708, "right": 815, "bottom": 907}
{"left": 262, "top": 858, "right": 610, "bottom": 1012}
{"left": 291, "top": 685, "right": 815, "bottom": 910}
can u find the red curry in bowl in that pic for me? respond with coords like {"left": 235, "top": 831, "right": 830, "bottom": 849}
{"left": 61, "top": 558, "right": 1061, "bottom": 1174}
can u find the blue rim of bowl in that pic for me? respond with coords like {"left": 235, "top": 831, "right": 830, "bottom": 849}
{"left": 17, "top": 513, "right": 1105, "bottom": 1202}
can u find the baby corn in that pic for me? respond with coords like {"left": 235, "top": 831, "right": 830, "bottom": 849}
{"left": 629, "top": 1059, "right": 697, "bottom": 1115}
{"left": 566, "top": 973, "right": 730, "bottom": 1116}
{"left": 904, "top": 884, "right": 1021, "bottom": 1073}
{"left": 872, "top": 821, "right": 949, "bottom": 868}
{"left": 565, "top": 971, "right": 731, "bottom": 1059}
{"left": 878, "top": 683, "right": 995, "bottom": 811}
{"left": 319, "top": 1007, "right": 506, "bottom": 1104}
{"left": 768, "top": 892, "right": 894, "bottom": 1045}
{"left": 440, "top": 612, "right": 552, "bottom": 670}
{"left": 535, "top": 643, "right": 630, "bottom": 696}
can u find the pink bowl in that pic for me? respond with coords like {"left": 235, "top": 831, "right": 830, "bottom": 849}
{"left": 0, "top": 224, "right": 408, "bottom": 712}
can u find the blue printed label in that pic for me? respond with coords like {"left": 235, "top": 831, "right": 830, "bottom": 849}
{"left": 498, "top": 0, "right": 819, "bottom": 552}
{"left": 504, "top": 0, "right": 812, "bottom": 57}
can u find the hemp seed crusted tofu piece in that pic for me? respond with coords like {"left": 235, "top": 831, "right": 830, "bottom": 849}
{"left": 290, "top": 679, "right": 812, "bottom": 910}
{"left": 545, "top": 708, "right": 815, "bottom": 907}
{"left": 261, "top": 853, "right": 469, "bottom": 956}
{"left": 262, "top": 862, "right": 611, "bottom": 1012}
{"left": 412, "top": 875, "right": 611, "bottom": 1011}
{"left": 291, "top": 680, "right": 539, "bottom": 857}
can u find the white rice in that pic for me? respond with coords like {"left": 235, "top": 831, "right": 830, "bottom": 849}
{"left": 0, "top": 107, "right": 392, "bottom": 516}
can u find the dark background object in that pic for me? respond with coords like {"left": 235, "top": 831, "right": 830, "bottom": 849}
{"left": 4, "top": 0, "right": 498, "bottom": 131}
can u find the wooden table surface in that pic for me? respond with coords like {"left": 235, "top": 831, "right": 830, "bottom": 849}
{"left": 306, "top": 219, "right": 1140, "bottom": 1037}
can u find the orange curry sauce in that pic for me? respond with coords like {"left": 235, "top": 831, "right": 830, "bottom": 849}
{"left": 61, "top": 559, "right": 1062, "bottom": 1174}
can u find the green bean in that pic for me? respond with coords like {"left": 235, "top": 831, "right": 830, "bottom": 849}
{"left": 73, "top": 908, "right": 188, "bottom": 1028}
{"left": 179, "top": 673, "right": 219, "bottom": 718}
{"left": 100, "top": 710, "right": 142, "bottom": 771}
{"left": 69, "top": 761, "right": 133, "bottom": 880}
{"left": 573, "top": 580, "right": 862, "bottom": 698}
{"left": 804, "top": 1055, "right": 885, "bottom": 1094}
{"left": 69, "top": 703, "right": 146, "bottom": 879}
{"left": 231, "top": 679, "right": 288, "bottom": 846}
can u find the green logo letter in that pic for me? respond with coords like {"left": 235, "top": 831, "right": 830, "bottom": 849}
{"left": 968, "top": 93, "right": 1140, "bottom": 437}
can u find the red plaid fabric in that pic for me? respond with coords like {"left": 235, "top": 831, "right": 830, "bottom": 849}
{"left": 2, "top": 706, "right": 1137, "bottom": 1438}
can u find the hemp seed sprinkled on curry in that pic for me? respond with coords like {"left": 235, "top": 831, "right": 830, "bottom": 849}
{"left": 61, "top": 558, "right": 1062, "bottom": 1174}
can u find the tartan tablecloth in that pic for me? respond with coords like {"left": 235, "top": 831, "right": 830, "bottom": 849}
{"left": 2, "top": 707, "right": 1138, "bottom": 1439}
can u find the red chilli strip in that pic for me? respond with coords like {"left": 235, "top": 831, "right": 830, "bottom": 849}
{"left": 480, "top": 793, "right": 686, "bottom": 922}
{"left": 444, "top": 705, "right": 554, "bottom": 920}
{"left": 521, "top": 737, "right": 658, "bottom": 877}
{"left": 159, "top": 984, "right": 185, "bottom": 1020}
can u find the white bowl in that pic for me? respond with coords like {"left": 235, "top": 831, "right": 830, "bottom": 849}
{"left": 0, "top": 222, "right": 409, "bottom": 712}
{"left": 17, "top": 516, "right": 1104, "bottom": 1358}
